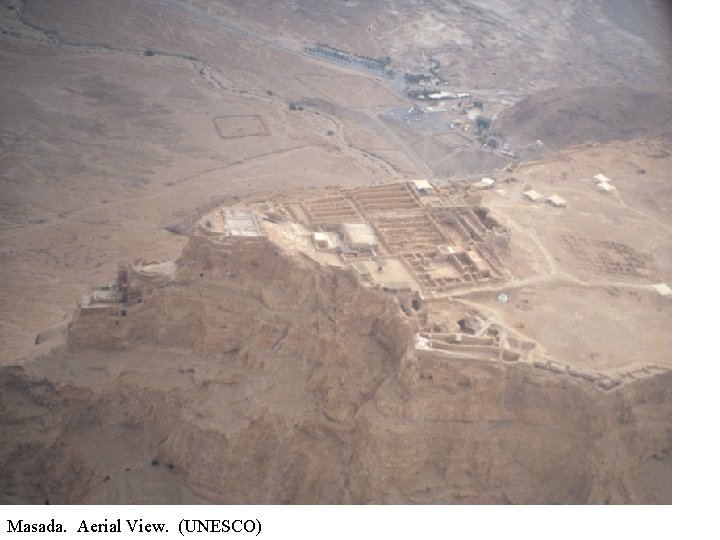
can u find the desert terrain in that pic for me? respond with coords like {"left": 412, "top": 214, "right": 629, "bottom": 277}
{"left": 0, "top": 0, "right": 670, "bottom": 504}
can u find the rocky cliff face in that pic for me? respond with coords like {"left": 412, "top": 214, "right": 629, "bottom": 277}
{"left": 0, "top": 234, "right": 670, "bottom": 504}
{"left": 351, "top": 357, "right": 671, "bottom": 503}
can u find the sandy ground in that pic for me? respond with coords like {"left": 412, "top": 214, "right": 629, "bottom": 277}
{"left": 0, "top": 0, "right": 670, "bottom": 504}
{"left": 0, "top": 0, "right": 435, "bottom": 362}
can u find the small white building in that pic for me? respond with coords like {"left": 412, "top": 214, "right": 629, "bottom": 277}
{"left": 436, "top": 245, "right": 460, "bottom": 260}
{"left": 411, "top": 179, "right": 434, "bottom": 195}
{"left": 523, "top": 189, "right": 543, "bottom": 202}
{"left": 546, "top": 195, "right": 567, "bottom": 208}
{"left": 473, "top": 177, "right": 495, "bottom": 190}
{"left": 313, "top": 231, "right": 331, "bottom": 249}
{"left": 414, "top": 333, "right": 432, "bottom": 350}
{"left": 653, "top": 283, "right": 672, "bottom": 296}
{"left": 593, "top": 173, "right": 612, "bottom": 184}
{"left": 596, "top": 182, "right": 616, "bottom": 193}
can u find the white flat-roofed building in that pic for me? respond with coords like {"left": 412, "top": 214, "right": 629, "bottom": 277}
{"left": 411, "top": 179, "right": 434, "bottom": 195}
{"left": 523, "top": 189, "right": 543, "bottom": 202}
{"left": 593, "top": 173, "right": 612, "bottom": 184}
{"left": 653, "top": 283, "right": 672, "bottom": 296}
{"left": 436, "top": 245, "right": 459, "bottom": 260}
{"left": 313, "top": 231, "right": 331, "bottom": 249}
{"left": 473, "top": 177, "right": 495, "bottom": 190}
{"left": 546, "top": 195, "right": 567, "bottom": 208}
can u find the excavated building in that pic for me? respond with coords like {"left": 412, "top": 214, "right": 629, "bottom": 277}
{"left": 1, "top": 181, "right": 671, "bottom": 504}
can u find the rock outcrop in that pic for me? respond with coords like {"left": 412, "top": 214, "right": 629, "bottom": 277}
{"left": 1, "top": 232, "right": 670, "bottom": 504}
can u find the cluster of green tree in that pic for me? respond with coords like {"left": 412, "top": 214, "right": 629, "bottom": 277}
{"left": 404, "top": 73, "right": 432, "bottom": 84}
{"left": 406, "top": 88, "right": 438, "bottom": 99}
{"left": 305, "top": 44, "right": 391, "bottom": 72}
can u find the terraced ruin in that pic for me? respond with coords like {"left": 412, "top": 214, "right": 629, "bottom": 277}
{"left": 71, "top": 177, "right": 670, "bottom": 396}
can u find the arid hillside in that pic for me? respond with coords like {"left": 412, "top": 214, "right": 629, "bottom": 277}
{"left": 1, "top": 230, "right": 670, "bottom": 504}
{"left": 494, "top": 86, "right": 672, "bottom": 153}
{"left": 0, "top": 0, "right": 670, "bottom": 505}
